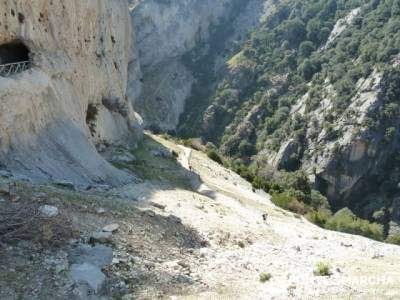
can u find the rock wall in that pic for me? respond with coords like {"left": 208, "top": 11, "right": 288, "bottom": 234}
{"left": 128, "top": 0, "right": 242, "bottom": 131}
{"left": 260, "top": 66, "right": 400, "bottom": 236}
{"left": 0, "top": 0, "right": 142, "bottom": 187}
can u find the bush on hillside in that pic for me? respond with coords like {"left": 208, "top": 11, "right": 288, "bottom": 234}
{"left": 206, "top": 149, "right": 223, "bottom": 164}
{"left": 299, "top": 41, "right": 315, "bottom": 58}
{"left": 271, "top": 192, "right": 294, "bottom": 210}
{"left": 386, "top": 234, "right": 400, "bottom": 245}
{"left": 306, "top": 208, "right": 332, "bottom": 227}
{"left": 313, "top": 261, "right": 331, "bottom": 276}
{"left": 259, "top": 272, "right": 272, "bottom": 283}
{"left": 325, "top": 208, "right": 384, "bottom": 241}
{"left": 238, "top": 140, "right": 255, "bottom": 157}
{"left": 271, "top": 192, "right": 307, "bottom": 215}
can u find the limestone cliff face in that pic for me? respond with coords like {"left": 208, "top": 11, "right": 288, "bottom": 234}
{"left": 128, "top": 0, "right": 241, "bottom": 131}
{"left": 0, "top": 0, "right": 142, "bottom": 187}
{"left": 260, "top": 68, "right": 400, "bottom": 232}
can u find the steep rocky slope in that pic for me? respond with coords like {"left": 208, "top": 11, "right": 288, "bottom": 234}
{"left": 0, "top": 0, "right": 142, "bottom": 187}
{"left": 0, "top": 2, "right": 399, "bottom": 297}
{"left": 1, "top": 134, "right": 399, "bottom": 299}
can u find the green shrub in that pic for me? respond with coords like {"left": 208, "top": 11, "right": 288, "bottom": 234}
{"left": 238, "top": 140, "right": 255, "bottom": 156}
{"left": 313, "top": 261, "right": 331, "bottom": 276}
{"left": 276, "top": 170, "right": 311, "bottom": 196}
{"left": 271, "top": 192, "right": 293, "bottom": 210}
{"left": 310, "top": 190, "right": 330, "bottom": 210}
{"left": 306, "top": 208, "right": 332, "bottom": 227}
{"left": 238, "top": 166, "right": 255, "bottom": 182}
{"left": 325, "top": 208, "right": 384, "bottom": 241}
{"left": 206, "top": 149, "right": 223, "bottom": 164}
{"left": 386, "top": 235, "right": 400, "bottom": 245}
{"left": 287, "top": 198, "right": 307, "bottom": 215}
{"left": 252, "top": 175, "right": 269, "bottom": 191}
{"left": 259, "top": 272, "right": 272, "bottom": 283}
{"left": 182, "top": 138, "right": 204, "bottom": 151}
{"left": 271, "top": 192, "right": 308, "bottom": 215}
{"left": 299, "top": 41, "right": 315, "bottom": 58}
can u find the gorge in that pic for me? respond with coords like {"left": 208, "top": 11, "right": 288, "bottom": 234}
{"left": 1, "top": 0, "right": 400, "bottom": 299}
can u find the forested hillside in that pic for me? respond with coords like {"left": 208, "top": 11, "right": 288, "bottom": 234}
{"left": 178, "top": 0, "right": 400, "bottom": 241}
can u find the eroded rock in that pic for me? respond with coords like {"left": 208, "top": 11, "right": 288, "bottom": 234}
{"left": 103, "top": 224, "right": 120, "bottom": 233}
{"left": 69, "top": 263, "right": 106, "bottom": 292}
{"left": 39, "top": 205, "right": 59, "bottom": 217}
{"left": 90, "top": 232, "right": 113, "bottom": 245}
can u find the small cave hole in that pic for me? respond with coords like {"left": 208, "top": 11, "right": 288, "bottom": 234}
{"left": 86, "top": 104, "right": 99, "bottom": 136}
{"left": 0, "top": 40, "right": 31, "bottom": 77}
{"left": 0, "top": 40, "right": 30, "bottom": 64}
{"left": 18, "top": 13, "right": 25, "bottom": 24}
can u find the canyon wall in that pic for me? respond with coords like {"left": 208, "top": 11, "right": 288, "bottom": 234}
{"left": 128, "top": 0, "right": 247, "bottom": 131}
{"left": 0, "top": 0, "right": 142, "bottom": 187}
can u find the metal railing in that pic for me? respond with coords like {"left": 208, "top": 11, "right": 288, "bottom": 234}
{"left": 0, "top": 61, "right": 31, "bottom": 77}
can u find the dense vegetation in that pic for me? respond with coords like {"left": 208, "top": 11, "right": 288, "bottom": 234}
{"left": 180, "top": 0, "right": 400, "bottom": 163}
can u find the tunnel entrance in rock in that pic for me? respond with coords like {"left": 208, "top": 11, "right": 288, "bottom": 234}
{"left": 86, "top": 104, "right": 99, "bottom": 136}
{"left": 0, "top": 40, "right": 31, "bottom": 77}
{"left": 0, "top": 41, "right": 30, "bottom": 64}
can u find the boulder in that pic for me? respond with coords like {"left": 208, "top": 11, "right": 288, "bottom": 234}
{"left": 90, "top": 232, "right": 113, "bottom": 245}
{"left": 102, "top": 224, "right": 120, "bottom": 233}
{"left": 69, "top": 245, "right": 113, "bottom": 268}
{"left": 39, "top": 205, "right": 59, "bottom": 217}
{"left": 69, "top": 263, "right": 106, "bottom": 292}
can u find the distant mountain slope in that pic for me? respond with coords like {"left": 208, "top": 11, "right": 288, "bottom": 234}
{"left": 176, "top": 0, "right": 400, "bottom": 236}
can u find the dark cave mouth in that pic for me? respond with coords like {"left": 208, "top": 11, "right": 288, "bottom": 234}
{"left": 0, "top": 40, "right": 30, "bottom": 65}
{"left": 0, "top": 40, "right": 31, "bottom": 77}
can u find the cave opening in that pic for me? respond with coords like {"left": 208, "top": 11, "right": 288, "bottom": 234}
{"left": 0, "top": 41, "right": 30, "bottom": 64}
{"left": 0, "top": 40, "right": 31, "bottom": 77}
{"left": 86, "top": 104, "right": 98, "bottom": 136}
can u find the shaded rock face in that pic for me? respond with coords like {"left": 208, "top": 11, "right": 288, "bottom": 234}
{"left": 263, "top": 67, "right": 400, "bottom": 218}
{"left": 127, "top": 0, "right": 244, "bottom": 131}
{"left": 130, "top": 0, "right": 233, "bottom": 70}
{"left": 0, "top": 0, "right": 142, "bottom": 187}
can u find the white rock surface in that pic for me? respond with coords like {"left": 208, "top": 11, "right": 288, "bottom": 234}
{"left": 324, "top": 8, "right": 361, "bottom": 49}
{"left": 0, "top": 0, "right": 142, "bottom": 186}
{"left": 69, "top": 244, "right": 113, "bottom": 268}
{"left": 103, "top": 224, "right": 119, "bottom": 233}
{"left": 69, "top": 262, "right": 106, "bottom": 292}
{"left": 39, "top": 205, "right": 59, "bottom": 217}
